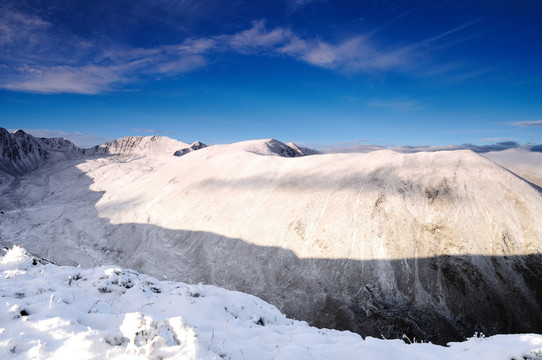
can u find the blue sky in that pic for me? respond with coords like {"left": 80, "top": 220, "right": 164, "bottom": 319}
{"left": 1, "top": 0, "right": 541, "bottom": 149}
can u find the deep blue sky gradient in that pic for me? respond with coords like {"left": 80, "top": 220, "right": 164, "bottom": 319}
{"left": 1, "top": 0, "right": 541, "bottom": 148}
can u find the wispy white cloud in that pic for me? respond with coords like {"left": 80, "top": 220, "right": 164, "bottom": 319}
{"left": 0, "top": 4, "right": 483, "bottom": 95}
{"left": 279, "top": 33, "right": 416, "bottom": 72}
{"left": 155, "top": 54, "right": 207, "bottom": 75}
{"left": 513, "top": 120, "right": 542, "bottom": 127}
{"left": 0, "top": 9, "right": 50, "bottom": 47}
{"left": 230, "top": 20, "right": 417, "bottom": 72}
{"left": 0, "top": 7, "right": 128, "bottom": 94}
{"left": 1, "top": 14, "right": 422, "bottom": 94}
{"left": 481, "top": 137, "right": 515, "bottom": 142}
{"left": 422, "top": 18, "right": 486, "bottom": 48}
{"left": 226, "top": 18, "right": 407, "bottom": 74}
{"left": 1, "top": 64, "right": 130, "bottom": 94}
{"left": 229, "top": 20, "right": 292, "bottom": 51}
{"left": 366, "top": 99, "right": 423, "bottom": 110}
{"left": 0, "top": 6, "right": 220, "bottom": 94}
{"left": 0, "top": 14, "right": 216, "bottom": 93}
{"left": 133, "top": 128, "right": 169, "bottom": 133}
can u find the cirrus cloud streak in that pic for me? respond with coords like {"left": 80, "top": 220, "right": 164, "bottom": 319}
{"left": 513, "top": 120, "right": 542, "bottom": 127}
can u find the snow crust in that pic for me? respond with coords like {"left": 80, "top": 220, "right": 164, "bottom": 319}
{"left": 2, "top": 246, "right": 542, "bottom": 360}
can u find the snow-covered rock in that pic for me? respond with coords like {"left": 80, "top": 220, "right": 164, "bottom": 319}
{"left": 2, "top": 246, "right": 542, "bottom": 360}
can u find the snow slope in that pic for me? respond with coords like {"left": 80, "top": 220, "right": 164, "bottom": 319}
{"left": 1, "top": 129, "right": 542, "bottom": 344}
{"left": 2, "top": 246, "right": 542, "bottom": 360}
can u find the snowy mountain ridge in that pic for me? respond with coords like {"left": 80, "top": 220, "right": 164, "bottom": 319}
{"left": 0, "top": 128, "right": 315, "bottom": 167}
{"left": 84, "top": 135, "right": 190, "bottom": 157}
{"left": 0, "top": 128, "right": 81, "bottom": 177}
{"left": 0, "top": 128, "right": 85, "bottom": 195}
{"left": 2, "top": 246, "right": 542, "bottom": 360}
{"left": 1, "top": 128, "right": 542, "bottom": 345}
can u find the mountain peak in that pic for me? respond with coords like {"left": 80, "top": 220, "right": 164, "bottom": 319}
{"left": 0, "top": 128, "right": 80, "bottom": 179}
{"left": 85, "top": 135, "right": 189, "bottom": 157}
{"left": 228, "top": 138, "right": 317, "bottom": 157}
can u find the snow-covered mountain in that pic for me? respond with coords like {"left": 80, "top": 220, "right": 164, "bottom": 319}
{"left": 83, "top": 135, "right": 190, "bottom": 157}
{"left": 2, "top": 246, "right": 542, "bottom": 359}
{"left": 1, "top": 128, "right": 542, "bottom": 345}
{"left": 0, "top": 128, "right": 80, "bottom": 178}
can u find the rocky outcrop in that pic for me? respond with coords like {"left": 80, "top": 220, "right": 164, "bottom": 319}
{"left": 173, "top": 141, "right": 207, "bottom": 157}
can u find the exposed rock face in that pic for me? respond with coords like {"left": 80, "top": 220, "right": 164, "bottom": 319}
{"left": 1, "top": 129, "right": 542, "bottom": 344}
{"left": 0, "top": 128, "right": 82, "bottom": 191}
{"left": 256, "top": 139, "right": 316, "bottom": 157}
{"left": 173, "top": 141, "right": 207, "bottom": 157}
{"left": 0, "top": 128, "right": 50, "bottom": 177}
{"left": 285, "top": 142, "right": 319, "bottom": 156}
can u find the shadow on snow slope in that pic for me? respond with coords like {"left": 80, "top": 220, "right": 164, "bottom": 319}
{"left": 0, "top": 155, "right": 541, "bottom": 346}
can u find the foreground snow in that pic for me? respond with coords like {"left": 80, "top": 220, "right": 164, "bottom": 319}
{"left": 1, "top": 247, "right": 541, "bottom": 359}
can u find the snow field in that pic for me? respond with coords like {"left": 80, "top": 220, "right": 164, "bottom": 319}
{"left": 1, "top": 246, "right": 542, "bottom": 359}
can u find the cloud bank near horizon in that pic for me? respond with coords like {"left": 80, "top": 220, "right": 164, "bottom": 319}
{"left": 314, "top": 140, "right": 542, "bottom": 154}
